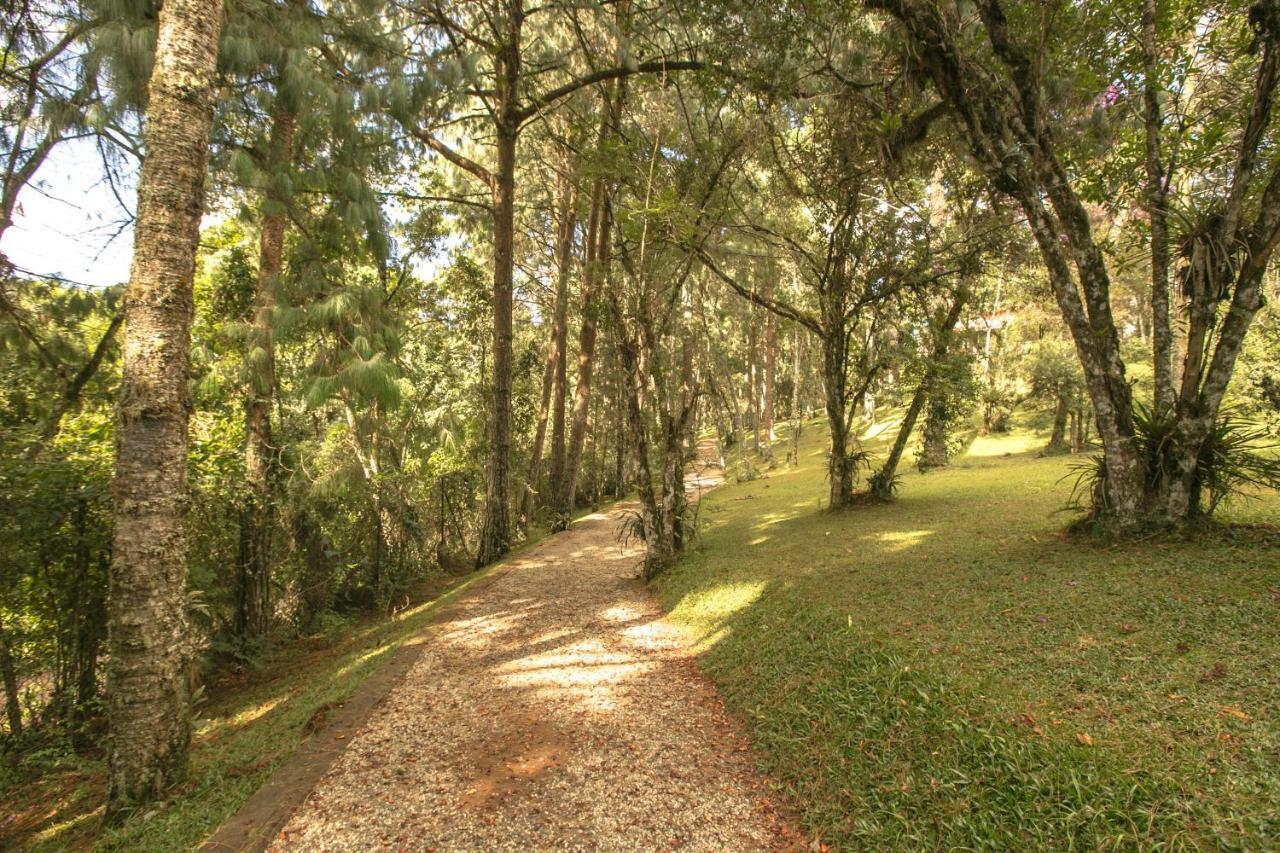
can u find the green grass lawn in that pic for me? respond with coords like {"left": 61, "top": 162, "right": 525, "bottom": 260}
{"left": 657, "top": 415, "right": 1280, "bottom": 849}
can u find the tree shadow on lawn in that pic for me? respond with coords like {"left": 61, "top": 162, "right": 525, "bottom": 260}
{"left": 659, "top": 455, "right": 1280, "bottom": 848}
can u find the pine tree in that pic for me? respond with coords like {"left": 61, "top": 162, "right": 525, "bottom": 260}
{"left": 106, "top": 0, "right": 224, "bottom": 816}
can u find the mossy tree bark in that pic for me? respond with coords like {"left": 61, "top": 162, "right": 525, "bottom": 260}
{"left": 868, "top": 0, "right": 1280, "bottom": 529}
{"left": 870, "top": 292, "right": 966, "bottom": 498}
{"left": 107, "top": 0, "right": 223, "bottom": 817}
{"left": 918, "top": 393, "right": 950, "bottom": 470}
{"left": 1045, "top": 395, "right": 1070, "bottom": 455}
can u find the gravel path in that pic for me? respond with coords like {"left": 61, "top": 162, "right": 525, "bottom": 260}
{"left": 271, "top": 457, "right": 795, "bottom": 851}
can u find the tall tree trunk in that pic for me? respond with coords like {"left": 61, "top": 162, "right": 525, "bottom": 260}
{"left": 1077, "top": 406, "right": 1091, "bottom": 452}
{"left": 1046, "top": 395, "right": 1070, "bottom": 455}
{"left": 560, "top": 60, "right": 627, "bottom": 525}
{"left": 1142, "top": 0, "right": 1175, "bottom": 414}
{"left": 820, "top": 316, "right": 854, "bottom": 509}
{"left": 680, "top": 322, "right": 697, "bottom": 458}
{"left": 789, "top": 327, "right": 803, "bottom": 465}
{"left": 870, "top": 292, "right": 967, "bottom": 498}
{"left": 107, "top": 0, "right": 223, "bottom": 816}
{"left": 747, "top": 317, "right": 761, "bottom": 455}
{"left": 883, "top": 0, "right": 1280, "bottom": 527}
{"left": 520, "top": 327, "right": 555, "bottom": 526}
{"left": 816, "top": 275, "right": 860, "bottom": 509}
{"left": 547, "top": 177, "right": 576, "bottom": 507}
{"left": 864, "top": 0, "right": 1148, "bottom": 526}
{"left": 872, "top": 378, "right": 928, "bottom": 498}
{"left": 238, "top": 102, "right": 294, "bottom": 639}
{"left": 0, "top": 620, "right": 21, "bottom": 737}
{"left": 613, "top": 357, "right": 626, "bottom": 497}
{"left": 615, "top": 322, "right": 666, "bottom": 572}
{"left": 762, "top": 296, "right": 776, "bottom": 450}
{"left": 75, "top": 554, "right": 107, "bottom": 712}
{"left": 918, "top": 393, "right": 949, "bottom": 470}
{"left": 476, "top": 7, "right": 523, "bottom": 567}
{"left": 1019, "top": 192, "right": 1147, "bottom": 528}
{"left": 559, "top": 178, "right": 612, "bottom": 524}
{"left": 522, "top": 176, "right": 576, "bottom": 527}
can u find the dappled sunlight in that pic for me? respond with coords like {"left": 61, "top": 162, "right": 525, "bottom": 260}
{"left": 966, "top": 430, "right": 1044, "bottom": 457}
{"left": 196, "top": 694, "right": 287, "bottom": 739}
{"left": 692, "top": 626, "right": 732, "bottom": 653}
{"left": 330, "top": 643, "right": 395, "bottom": 681}
{"left": 267, "top": 490, "right": 790, "bottom": 850}
{"left": 572, "top": 510, "right": 613, "bottom": 525}
{"left": 562, "top": 541, "right": 634, "bottom": 565}
{"left": 528, "top": 627, "right": 578, "bottom": 645}
{"left": 752, "top": 508, "right": 803, "bottom": 532}
{"left": 659, "top": 408, "right": 1280, "bottom": 849}
{"left": 860, "top": 417, "right": 900, "bottom": 442}
{"left": 669, "top": 580, "right": 767, "bottom": 644}
{"left": 480, "top": 589, "right": 691, "bottom": 712}
{"left": 438, "top": 606, "right": 546, "bottom": 650}
{"left": 30, "top": 805, "right": 102, "bottom": 848}
{"left": 618, "top": 616, "right": 671, "bottom": 645}
{"left": 597, "top": 604, "right": 641, "bottom": 623}
{"left": 497, "top": 639, "right": 657, "bottom": 708}
{"left": 866, "top": 528, "right": 935, "bottom": 554}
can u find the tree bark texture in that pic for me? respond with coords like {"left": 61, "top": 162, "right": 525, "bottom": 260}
{"left": 918, "top": 393, "right": 949, "bottom": 470}
{"left": 762, "top": 274, "right": 777, "bottom": 453}
{"left": 476, "top": 5, "right": 523, "bottom": 567}
{"left": 520, "top": 322, "right": 556, "bottom": 526}
{"left": 866, "top": 0, "right": 1280, "bottom": 529}
{"left": 547, "top": 176, "right": 577, "bottom": 507}
{"left": 107, "top": 0, "right": 223, "bottom": 816}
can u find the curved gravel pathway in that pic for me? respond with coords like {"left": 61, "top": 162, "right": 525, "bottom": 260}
{"left": 269, "top": 458, "right": 795, "bottom": 851}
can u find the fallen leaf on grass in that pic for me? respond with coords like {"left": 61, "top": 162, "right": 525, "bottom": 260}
{"left": 1075, "top": 732, "right": 1094, "bottom": 746}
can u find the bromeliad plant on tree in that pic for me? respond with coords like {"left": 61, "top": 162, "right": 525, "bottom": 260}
{"left": 868, "top": 0, "right": 1280, "bottom": 530}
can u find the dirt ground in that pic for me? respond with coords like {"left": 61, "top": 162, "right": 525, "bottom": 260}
{"left": 207, "top": 453, "right": 799, "bottom": 851}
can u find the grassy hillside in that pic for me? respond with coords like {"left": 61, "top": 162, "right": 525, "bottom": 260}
{"left": 657, "top": 415, "right": 1280, "bottom": 849}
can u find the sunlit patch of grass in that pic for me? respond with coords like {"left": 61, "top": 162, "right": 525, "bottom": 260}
{"left": 860, "top": 417, "right": 900, "bottom": 441}
{"left": 658, "top": 416, "right": 1280, "bottom": 848}
{"left": 667, "top": 580, "right": 769, "bottom": 653}
{"left": 30, "top": 805, "right": 103, "bottom": 846}
{"left": 965, "top": 429, "right": 1046, "bottom": 457}
{"left": 868, "top": 528, "right": 934, "bottom": 553}
{"left": 193, "top": 695, "right": 287, "bottom": 739}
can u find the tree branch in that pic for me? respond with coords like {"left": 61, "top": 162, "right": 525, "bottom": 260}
{"left": 514, "top": 59, "right": 706, "bottom": 124}
{"left": 696, "top": 248, "right": 821, "bottom": 333}
{"left": 411, "top": 127, "right": 495, "bottom": 189}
